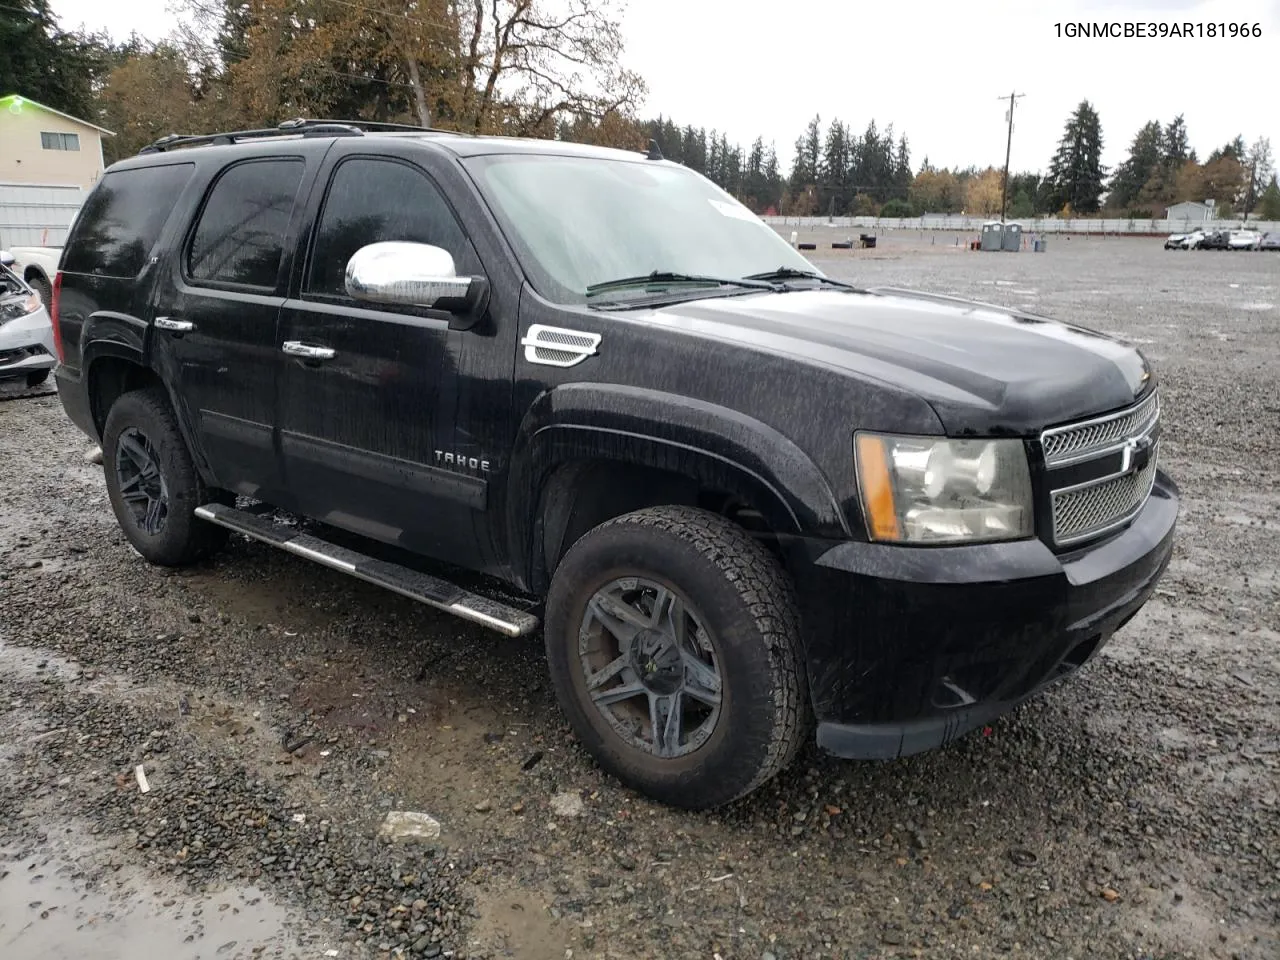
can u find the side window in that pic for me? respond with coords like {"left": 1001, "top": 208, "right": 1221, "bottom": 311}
{"left": 306, "top": 158, "right": 479, "bottom": 298}
{"left": 187, "top": 158, "right": 305, "bottom": 289}
{"left": 62, "top": 163, "right": 195, "bottom": 278}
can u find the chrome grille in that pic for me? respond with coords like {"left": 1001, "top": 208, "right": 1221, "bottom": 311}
{"left": 538, "top": 330, "right": 597, "bottom": 348}
{"left": 1052, "top": 444, "right": 1159, "bottom": 544}
{"left": 531, "top": 346, "right": 580, "bottom": 364}
{"left": 1041, "top": 390, "right": 1161, "bottom": 547}
{"left": 1042, "top": 391, "right": 1159, "bottom": 465}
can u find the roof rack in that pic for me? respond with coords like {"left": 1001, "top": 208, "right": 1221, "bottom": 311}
{"left": 137, "top": 117, "right": 445, "bottom": 154}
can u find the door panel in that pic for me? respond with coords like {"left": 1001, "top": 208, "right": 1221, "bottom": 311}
{"left": 276, "top": 299, "right": 485, "bottom": 554}
{"left": 277, "top": 152, "right": 498, "bottom": 568}
{"left": 149, "top": 156, "right": 308, "bottom": 500}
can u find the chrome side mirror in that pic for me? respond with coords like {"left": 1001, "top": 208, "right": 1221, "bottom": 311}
{"left": 345, "top": 242, "right": 482, "bottom": 319}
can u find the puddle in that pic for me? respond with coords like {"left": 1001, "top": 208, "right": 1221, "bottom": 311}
{"left": 468, "top": 885, "right": 568, "bottom": 960}
{"left": 0, "top": 848, "right": 312, "bottom": 960}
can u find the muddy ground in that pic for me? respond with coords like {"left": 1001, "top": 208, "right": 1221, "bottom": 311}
{"left": 1, "top": 237, "right": 1276, "bottom": 960}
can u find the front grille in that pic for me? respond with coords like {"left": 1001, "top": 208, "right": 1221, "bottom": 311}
{"left": 1041, "top": 390, "right": 1161, "bottom": 547}
{"left": 1052, "top": 444, "right": 1159, "bottom": 544}
{"left": 1042, "top": 390, "right": 1159, "bottom": 465}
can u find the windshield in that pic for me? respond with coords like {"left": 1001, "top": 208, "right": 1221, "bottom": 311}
{"left": 463, "top": 153, "right": 817, "bottom": 304}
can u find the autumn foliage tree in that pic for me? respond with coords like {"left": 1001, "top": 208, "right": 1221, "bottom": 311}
{"left": 964, "top": 168, "right": 1003, "bottom": 216}
{"left": 165, "top": 0, "right": 645, "bottom": 138}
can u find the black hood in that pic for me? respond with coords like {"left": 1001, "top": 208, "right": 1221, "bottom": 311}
{"left": 640, "top": 287, "right": 1152, "bottom": 435}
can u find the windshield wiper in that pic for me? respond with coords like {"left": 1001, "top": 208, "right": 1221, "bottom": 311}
{"left": 744, "top": 267, "right": 859, "bottom": 290}
{"left": 586, "top": 271, "right": 777, "bottom": 297}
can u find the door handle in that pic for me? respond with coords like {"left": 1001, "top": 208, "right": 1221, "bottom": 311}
{"left": 155, "top": 316, "right": 194, "bottom": 333}
{"left": 282, "top": 341, "right": 336, "bottom": 361}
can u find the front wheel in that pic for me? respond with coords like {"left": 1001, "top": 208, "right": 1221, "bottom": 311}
{"left": 102, "top": 387, "right": 229, "bottom": 566}
{"left": 544, "top": 506, "right": 807, "bottom": 809}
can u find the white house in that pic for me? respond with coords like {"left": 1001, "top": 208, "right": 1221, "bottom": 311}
{"left": 0, "top": 94, "right": 113, "bottom": 190}
{"left": 1165, "top": 200, "right": 1213, "bottom": 222}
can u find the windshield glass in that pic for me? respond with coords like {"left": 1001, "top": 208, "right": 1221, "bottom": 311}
{"left": 463, "top": 153, "right": 817, "bottom": 304}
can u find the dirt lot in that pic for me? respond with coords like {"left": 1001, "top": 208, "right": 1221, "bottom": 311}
{"left": 1, "top": 237, "right": 1277, "bottom": 960}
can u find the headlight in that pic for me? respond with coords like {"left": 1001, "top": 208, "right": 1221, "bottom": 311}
{"left": 855, "top": 433, "right": 1033, "bottom": 543}
{"left": 0, "top": 292, "right": 41, "bottom": 323}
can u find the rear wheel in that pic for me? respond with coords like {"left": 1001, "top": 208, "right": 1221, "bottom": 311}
{"left": 544, "top": 506, "right": 807, "bottom": 809}
{"left": 25, "top": 369, "right": 50, "bottom": 388}
{"left": 102, "top": 387, "right": 229, "bottom": 566}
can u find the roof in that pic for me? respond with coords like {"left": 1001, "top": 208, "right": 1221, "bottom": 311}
{"left": 1166, "top": 200, "right": 1210, "bottom": 210}
{"left": 0, "top": 95, "right": 115, "bottom": 135}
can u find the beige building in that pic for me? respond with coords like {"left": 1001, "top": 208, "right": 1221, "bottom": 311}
{"left": 0, "top": 95, "right": 114, "bottom": 190}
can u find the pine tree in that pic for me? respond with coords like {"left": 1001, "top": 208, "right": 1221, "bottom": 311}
{"left": 1047, "top": 100, "right": 1107, "bottom": 213}
{"left": 820, "top": 120, "right": 850, "bottom": 214}
{"left": 1162, "top": 115, "right": 1189, "bottom": 169}
{"left": 1256, "top": 175, "right": 1280, "bottom": 220}
{"left": 763, "top": 143, "right": 783, "bottom": 211}
{"left": 0, "top": 0, "right": 109, "bottom": 120}
{"left": 1109, "top": 121, "right": 1164, "bottom": 211}
{"left": 895, "top": 134, "right": 913, "bottom": 197}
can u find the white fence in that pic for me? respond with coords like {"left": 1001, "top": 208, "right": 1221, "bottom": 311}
{"left": 762, "top": 215, "right": 1280, "bottom": 236}
{"left": 0, "top": 182, "right": 84, "bottom": 247}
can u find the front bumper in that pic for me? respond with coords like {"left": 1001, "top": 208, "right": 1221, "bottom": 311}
{"left": 0, "top": 307, "right": 56, "bottom": 380}
{"left": 787, "top": 470, "right": 1179, "bottom": 760}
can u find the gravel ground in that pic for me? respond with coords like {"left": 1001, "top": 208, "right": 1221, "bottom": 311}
{"left": 1, "top": 236, "right": 1277, "bottom": 960}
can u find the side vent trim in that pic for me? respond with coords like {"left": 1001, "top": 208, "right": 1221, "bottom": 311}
{"left": 520, "top": 324, "right": 601, "bottom": 368}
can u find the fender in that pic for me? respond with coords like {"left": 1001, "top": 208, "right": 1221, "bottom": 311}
{"left": 80, "top": 311, "right": 148, "bottom": 370}
{"left": 507, "top": 382, "right": 849, "bottom": 588}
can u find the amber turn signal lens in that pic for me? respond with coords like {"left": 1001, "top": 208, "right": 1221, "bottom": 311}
{"left": 856, "top": 434, "right": 902, "bottom": 541}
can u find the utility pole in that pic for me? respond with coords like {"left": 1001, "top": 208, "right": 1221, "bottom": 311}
{"left": 998, "top": 91, "right": 1025, "bottom": 222}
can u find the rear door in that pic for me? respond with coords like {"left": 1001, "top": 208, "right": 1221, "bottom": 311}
{"left": 149, "top": 150, "right": 314, "bottom": 501}
{"left": 275, "top": 145, "right": 502, "bottom": 567}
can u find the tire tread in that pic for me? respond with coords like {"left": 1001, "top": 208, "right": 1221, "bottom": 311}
{"left": 579, "top": 505, "right": 809, "bottom": 805}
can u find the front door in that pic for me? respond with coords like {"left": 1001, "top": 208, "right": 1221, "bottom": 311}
{"left": 149, "top": 154, "right": 310, "bottom": 501}
{"left": 275, "top": 152, "right": 496, "bottom": 568}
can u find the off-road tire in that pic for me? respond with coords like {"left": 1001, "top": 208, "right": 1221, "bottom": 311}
{"left": 102, "top": 387, "right": 229, "bottom": 566}
{"left": 544, "top": 505, "right": 808, "bottom": 809}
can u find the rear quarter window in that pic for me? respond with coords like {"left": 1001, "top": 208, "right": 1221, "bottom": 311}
{"left": 62, "top": 164, "right": 195, "bottom": 278}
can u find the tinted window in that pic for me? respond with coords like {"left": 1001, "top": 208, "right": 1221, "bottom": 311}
{"left": 188, "top": 159, "right": 304, "bottom": 288}
{"left": 62, "top": 164, "right": 194, "bottom": 278}
{"left": 307, "top": 158, "right": 477, "bottom": 297}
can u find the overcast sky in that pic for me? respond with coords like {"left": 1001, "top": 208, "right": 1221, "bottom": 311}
{"left": 49, "top": 0, "right": 1280, "bottom": 175}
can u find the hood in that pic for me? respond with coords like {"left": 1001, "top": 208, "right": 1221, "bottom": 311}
{"left": 638, "top": 287, "right": 1152, "bottom": 435}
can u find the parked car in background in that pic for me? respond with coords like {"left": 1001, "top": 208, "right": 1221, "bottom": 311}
{"left": 1164, "top": 227, "right": 1206, "bottom": 249}
{"left": 0, "top": 251, "right": 57, "bottom": 387}
{"left": 6, "top": 245, "right": 62, "bottom": 308}
{"left": 1227, "top": 229, "right": 1262, "bottom": 251}
{"left": 1259, "top": 232, "right": 1280, "bottom": 251}
{"left": 1198, "top": 229, "right": 1231, "bottom": 250}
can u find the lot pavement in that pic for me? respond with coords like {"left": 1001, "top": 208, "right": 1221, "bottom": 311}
{"left": 1, "top": 237, "right": 1277, "bottom": 960}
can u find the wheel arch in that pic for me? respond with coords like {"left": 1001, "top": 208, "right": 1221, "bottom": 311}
{"left": 508, "top": 383, "right": 848, "bottom": 593}
{"left": 22, "top": 263, "right": 51, "bottom": 288}
{"left": 84, "top": 341, "right": 214, "bottom": 487}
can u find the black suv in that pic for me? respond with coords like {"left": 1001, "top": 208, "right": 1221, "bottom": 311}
{"left": 50, "top": 120, "right": 1177, "bottom": 809}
